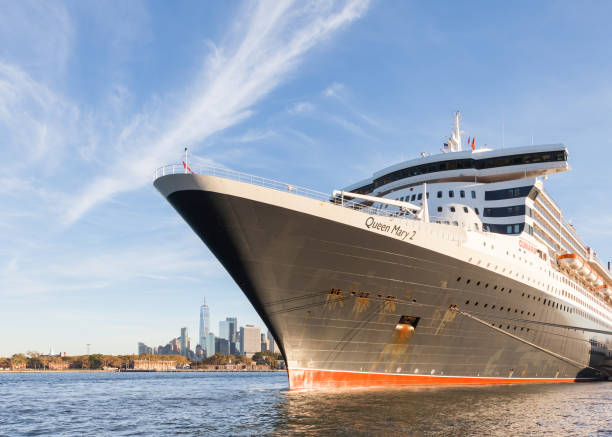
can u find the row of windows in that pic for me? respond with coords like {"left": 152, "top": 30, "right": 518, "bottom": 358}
{"left": 483, "top": 205, "right": 528, "bottom": 218}
{"left": 483, "top": 223, "right": 526, "bottom": 234}
{"left": 437, "top": 206, "right": 480, "bottom": 215}
{"left": 436, "top": 190, "right": 477, "bottom": 199}
{"left": 368, "top": 151, "right": 566, "bottom": 189}
{"left": 458, "top": 276, "right": 576, "bottom": 315}
{"left": 484, "top": 185, "right": 535, "bottom": 201}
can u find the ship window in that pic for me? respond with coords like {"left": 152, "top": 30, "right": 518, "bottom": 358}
{"left": 411, "top": 194, "right": 416, "bottom": 201}
{"left": 460, "top": 190, "right": 465, "bottom": 198}
{"left": 474, "top": 223, "right": 479, "bottom": 230}
{"left": 463, "top": 207, "right": 468, "bottom": 213}
{"left": 483, "top": 205, "right": 526, "bottom": 217}
{"left": 457, "top": 277, "right": 462, "bottom": 281}
{"left": 465, "top": 300, "right": 470, "bottom": 304}
{"left": 485, "top": 185, "right": 533, "bottom": 201}
{"left": 506, "top": 225, "right": 513, "bottom": 234}
{"left": 437, "top": 206, "right": 443, "bottom": 212}
{"left": 449, "top": 190, "right": 454, "bottom": 198}
{"left": 452, "top": 221, "right": 459, "bottom": 226}
{"left": 437, "top": 191, "right": 443, "bottom": 198}
{"left": 475, "top": 208, "right": 480, "bottom": 215}
{"left": 450, "top": 206, "right": 456, "bottom": 212}
{"left": 417, "top": 193, "right": 422, "bottom": 200}
{"left": 471, "top": 191, "right": 476, "bottom": 199}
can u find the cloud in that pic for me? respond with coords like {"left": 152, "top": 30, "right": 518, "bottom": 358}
{"left": 0, "top": 239, "right": 223, "bottom": 297}
{"left": 323, "top": 81, "right": 345, "bottom": 98}
{"left": 0, "top": 62, "right": 80, "bottom": 172}
{"left": 63, "top": 0, "right": 370, "bottom": 225}
{"left": 288, "top": 101, "right": 316, "bottom": 115}
{"left": 0, "top": 1, "right": 73, "bottom": 76}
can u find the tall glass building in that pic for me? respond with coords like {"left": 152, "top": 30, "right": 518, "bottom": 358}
{"left": 199, "top": 296, "right": 209, "bottom": 349}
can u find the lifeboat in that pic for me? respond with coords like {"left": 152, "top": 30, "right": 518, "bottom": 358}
{"left": 557, "top": 253, "right": 584, "bottom": 271}
{"left": 596, "top": 284, "right": 611, "bottom": 299}
{"left": 557, "top": 253, "right": 606, "bottom": 286}
{"left": 593, "top": 276, "right": 604, "bottom": 288}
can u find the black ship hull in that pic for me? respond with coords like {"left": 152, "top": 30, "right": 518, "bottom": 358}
{"left": 156, "top": 174, "right": 610, "bottom": 388}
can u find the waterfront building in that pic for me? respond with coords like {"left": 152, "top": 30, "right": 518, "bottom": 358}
{"left": 260, "top": 334, "right": 270, "bottom": 352}
{"left": 240, "top": 325, "right": 261, "bottom": 357}
{"left": 206, "top": 332, "right": 215, "bottom": 357}
{"left": 132, "top": 359, "right": 176, "bottom": 371}
{"left": 199, "top": 296, "right": 210, "bottom": 348}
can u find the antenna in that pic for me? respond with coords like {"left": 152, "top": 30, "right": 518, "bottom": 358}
{"left": 86, "top": 344, "right": 91, "bottom": 355}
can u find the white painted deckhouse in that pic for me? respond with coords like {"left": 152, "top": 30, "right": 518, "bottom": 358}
{"left": 155, "top": 113, "right": 611, "bottom": 389}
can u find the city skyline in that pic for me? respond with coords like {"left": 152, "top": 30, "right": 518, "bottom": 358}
{"left": 3, "top": 2, "right": 612, "bottom": 356}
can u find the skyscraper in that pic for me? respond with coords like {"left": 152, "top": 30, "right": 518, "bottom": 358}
{"left": 206, "top": 332, "right": 215, "bottom": 358}
{"left": 179, "top": 327, "right": 190, "bottom": 357}
{"left": 267, "top": 330, "right": 278, "bottom": 354}
{"left": 219, "top": 320, "right": 229, "bottom": 341}
{"left": 199, "top": 296, "right": 210, "bottom": 348}
{"left": 240, "top": 325, "right": 260, "bottom": 357}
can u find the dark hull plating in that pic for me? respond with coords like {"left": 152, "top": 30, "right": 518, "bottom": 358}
{"left": 166, "top": 189, "right": 610, "bottom": 388}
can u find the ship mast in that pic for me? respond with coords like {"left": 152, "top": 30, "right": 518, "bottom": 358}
{"left": 449, "top": 111, "right": 463, "bottom": 152}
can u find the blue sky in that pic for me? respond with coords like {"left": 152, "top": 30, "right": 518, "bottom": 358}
{"left": 2, "top": 0, "right": 612, "bottom": 356}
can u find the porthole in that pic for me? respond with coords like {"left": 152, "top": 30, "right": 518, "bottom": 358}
{"left": 465, "top": 300, "right": 470, "bottom": 305}
{"left": 492, "top": 305, "right": 496, "bottom": 309}
{"left": 485, "top": 284, "right": 489, "bottom": 288}
{"left": 501, "top": 288, "right": 505, "bottom": 292}
{"left": 507, "top": 308, "right": 511, "bottom": 312}
{"left": 457, "top": 277, "right": 462, "bottom": 282}
{"left": 466, "top": 279, "right": 471, "bottom": 284}
{"left": 500, "top": 307, "right": 504, "bottom": 311}
{"left": 475, "top": 302, "right": 479, "bottom": 306}
{"left": 493, "top": 286, "right": 498, "bottom": 290}
{"left": 476, "top": 281, "right": 481, "bottom": 286}
{"left": 484, "top": 304, "right": 488, "bottom": 308}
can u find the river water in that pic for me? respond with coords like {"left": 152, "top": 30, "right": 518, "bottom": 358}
{"left": 0, "top": 372, "right": 610, "bottom": 436}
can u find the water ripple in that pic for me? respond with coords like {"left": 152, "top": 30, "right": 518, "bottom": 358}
{"left": 0, "top": 372, "right": 609, "bottom": 436}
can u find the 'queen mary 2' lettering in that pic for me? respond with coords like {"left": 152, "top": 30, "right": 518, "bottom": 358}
{"left": 365, "top": 216, "right": 416, "bottom": 241}
{"left": 519, "top": 239, "right": 537, "bottom": 254}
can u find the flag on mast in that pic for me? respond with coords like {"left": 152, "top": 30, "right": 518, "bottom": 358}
{"left": 471, "top": 137, "right": 475, "bottom": 151}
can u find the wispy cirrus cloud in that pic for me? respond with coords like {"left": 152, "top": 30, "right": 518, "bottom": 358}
{"left": 63, "top": 0, "right": 370, "bottom": 225}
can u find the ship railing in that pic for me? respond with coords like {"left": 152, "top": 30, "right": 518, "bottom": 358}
{"left": 155, "top": 163, "right": 412, "bottom": 220}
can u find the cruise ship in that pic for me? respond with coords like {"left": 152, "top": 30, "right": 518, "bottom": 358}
{"left": 154, "top": 114, "right": 612, "bottom": 389}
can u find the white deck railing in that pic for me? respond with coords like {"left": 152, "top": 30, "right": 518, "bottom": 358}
{"left": 154, "top": 163, "right": 417, "bottom": 220}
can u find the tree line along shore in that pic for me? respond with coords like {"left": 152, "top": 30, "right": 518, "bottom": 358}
{"left": 1, "top": 350, "right": 285, "bottom": 371}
